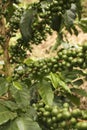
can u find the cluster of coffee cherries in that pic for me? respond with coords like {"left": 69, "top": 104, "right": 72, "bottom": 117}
{"left": 31, "top": 0, "right": 77, "bottom": 44}
{"left": 13, "top": 43, "right": 87, "bottom": 80}
{"left": 25, "top": 43, "right": 87, "bottom": 78}
{"left": 10, "top": 38, "right": 28, "bottom": 63}
{"left": 33, "top": 101, "right": 87, "bottom": 130}
{"left": 9, "top": 7, "right": 24, "bottom": 33}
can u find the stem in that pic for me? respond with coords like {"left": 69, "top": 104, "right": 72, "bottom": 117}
{"left": 3, "top": 36, "right": 11, "bottom": 76}
{"left": 0, "top": 1, "right": 11, "bottom": 77}
{"left": 51, "top": 32, "right": 63, "bottom": 52}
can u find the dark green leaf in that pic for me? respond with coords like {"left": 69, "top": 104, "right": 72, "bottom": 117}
{"left": 78, "top": 18, "right": 87, "bottom": 33}
{"left": 66, "top": 93, "right": 80, "bottom": 106}
{"left": 20, "top": 8, "right": 37, "bottom": 42}
{"left": 0, "top": 77, "right": 8, "bottom": 96}
{"left": 73, "top": 79, "right": 83, "bottom": 86}
{"left": 0, "top": 100, "right": 18, "bottom": 111}
{"left": 0, "top": 122, "right": 10, "bottom": 130}
{"left": 6, "top": 4, "right": 15, "bottom": 22}
{"left": 62, "top": 69, "right": 85, "bottom": 83}
{"left": 51, "top": 15, "right": 62, "bottom": 32}
{"left": 0, "top": 104, "right": 17, "bottom": 125}
{"left": 72, "top": 88, "right": 87, "bottom": 97}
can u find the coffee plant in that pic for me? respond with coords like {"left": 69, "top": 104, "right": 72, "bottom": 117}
{"left": 32, "top": 100, "right": 87, "bottom": 130}
{"left": 0, "top": 0, "right": 87, "bottom": 130}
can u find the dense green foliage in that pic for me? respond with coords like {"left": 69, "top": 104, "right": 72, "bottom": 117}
{"left": 0, "top": 0, "right": 87, "bottom": 130}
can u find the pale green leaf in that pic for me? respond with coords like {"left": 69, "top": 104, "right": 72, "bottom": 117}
{"left": 57, "top": 78, "right": 71, "bottom": 93}
{"left": 7, "top": 117, "right": 41, "bottom": 130}
{"left": 38, "top": 80, "right": 54, "bottom": 106}
{"left": 24, "top": 58, "right": 35, "bottom": 66}
{"left": 13, "top": 81, "right": 23, "bottom": 90}
{"left": 49, "top": 73, "right": 71, "bottom": 93}
{"left": 49, "top": 73, "right": 58, "bottom": 88}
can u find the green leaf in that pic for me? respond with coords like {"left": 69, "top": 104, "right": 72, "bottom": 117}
{"left": 63, "top": 4, "right": 76, "bottom": 28}
{"left": 25, "top": 106, "right": 37, "bottom": 120}
{"left": 0, "top": 77, "right": 8, "bottom": 96}
{"left": 49, "top": 72, "right": 58, "bottom": 88}
{"left": 7, "top": 117, "right": 41, "bottom": 130}
{"left": 0, "top": 104, "right": 17, "bottom": 125}
{"left": 73, "top": 79, "right": 83, "bottom": 86}
{"left": 24, "top": 58, "right": 35, "bottom": 66}
{"left": 49, "top": 73, "right": 71, "bottom": 93}
{"left": 78, "top": 18, "right": 87, "bottom": 33}
{"left": 0, "top": 100, "right": 18, "bottom": 111}
{"left": 20, "top": 8, "right": 37, "bottom": 42}
{"left": 10, "top": 84, "right": 30, "bottom": 108}
{"left": 38, "top": 80, "right": 54, "bottom": 106}
{"left": 62, "top": 69, "right": 85, "bottom": 83}
{"left": 0, "top": 122, "right": 10, "bottom": 130}
{"left": 13, "top": 81, "right": 23, "bottom": 90}
{"left": 82, "top": 110, "right": 87, "bottom": 119}
{"left": 14, "top": 90, "right": 30, "bottom": 108}
{"left": 51, "top": 14, "right": 62, "bottom": 32}
{"left": 57, "top": 78, "right": 71, "bottom": 93}
{"left": 72, "top": 88, "right": 87, "bottom": 97}
{"left": 66, "top": 93, "right": 80, "bottom": 106}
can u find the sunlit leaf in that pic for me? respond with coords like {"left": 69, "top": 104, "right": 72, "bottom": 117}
{"left": 49, "top": 73, "right": 71, "bottom": 93}
{"left": 24, "top": 58, "right": 35, "bottom": 66}
{"left": 38, "top": 80, "right": 54, "bottom": 106}
{"left": 49, "top": 73, "right": 58, "bottom": 88}
{"left": 13, "top": 81, "right": 23, "bottom": 90}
